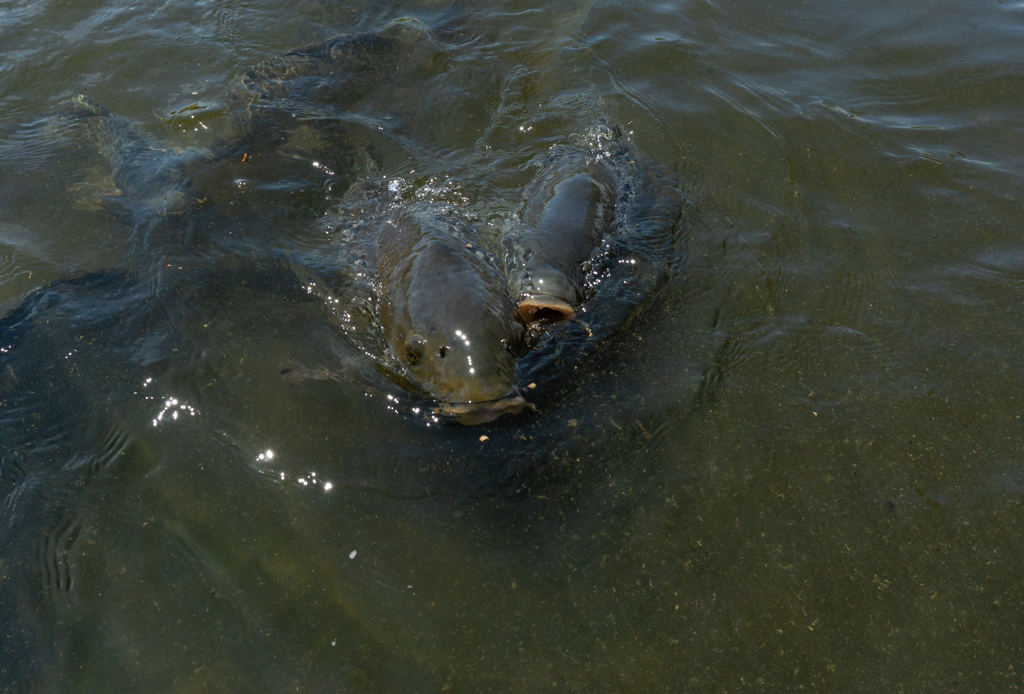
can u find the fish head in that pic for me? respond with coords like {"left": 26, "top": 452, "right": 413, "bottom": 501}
{"left": 381, "top": 235, "right": 530, "bottom": 423}
{"left": 513, "top": 156, "right": 618, "bottom": 327}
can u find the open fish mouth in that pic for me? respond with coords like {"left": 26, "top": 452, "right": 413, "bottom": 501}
{"left": 517, "top": 295, "right": 575, "bottom": 325}
{"left": 434, "top": 392, "right": 536, "bottom": 425}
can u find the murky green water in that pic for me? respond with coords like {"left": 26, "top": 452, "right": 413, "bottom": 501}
{"left": 2, "top": 0, "right": 1023, "bottom": 691}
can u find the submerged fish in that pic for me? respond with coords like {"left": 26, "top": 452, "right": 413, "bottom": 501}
{"left": 506, "top": 147, "right": 618, "bottom": 325}
{"left": 177, "top": 19, "right": 448, "bottom": 159}
{"left": 51, "top": 95, "right": 207, "bottom": 218}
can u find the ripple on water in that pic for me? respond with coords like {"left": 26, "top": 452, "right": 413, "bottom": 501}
{"left": 0, "top": 232, "right": 61, "bottom": 312}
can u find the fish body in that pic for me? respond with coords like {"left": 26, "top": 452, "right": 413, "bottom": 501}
{"left": 507, "top": 148, "right": 618, "bottom": 325}
{"left": 206, "top": 20, "right": 444, "bottom": 158}
{"left": 54, "top": 95, "right": 206, "bottom": 217}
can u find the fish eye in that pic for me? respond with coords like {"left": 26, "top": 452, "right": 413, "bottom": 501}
{"left": 500, "top": 337, "right": 522, "bottom": 357}
{"left": 405, "top": 334, "right": 427, "bottom": 366}
{"left": 437, "top": 346, "right": 449, "bottom": 358}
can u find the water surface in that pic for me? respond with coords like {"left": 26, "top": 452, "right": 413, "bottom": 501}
{"left": 2, "top": 0, "right": 1023, "bottom": 691}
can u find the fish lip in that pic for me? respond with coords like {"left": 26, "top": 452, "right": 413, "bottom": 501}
{"left": 517, "top": 295, "right": 576, "bottom": 325}
{"left": 433, "top": 391, "right": 536, "bottom": 424}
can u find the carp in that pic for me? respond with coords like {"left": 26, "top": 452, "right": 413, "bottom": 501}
{"left": 506, "top": 148, "right": 618, "bottom": 325}
{"left": 52, "top": 95, "right": 207, "bottom": 218}
{"left": 345, "top": 201, "right": 532, "bottom": 425}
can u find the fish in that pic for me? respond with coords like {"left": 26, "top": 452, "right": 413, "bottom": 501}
{"left": 505, "top": 147, "right": 618, "bottom": 325}
{"left": 348, "top": 201, "right": 533, "bottom": 425}
{"left": 184, "top": 19, "right": 447, "bottom": 159}
{"left": 50, "top": 95, "right": 208, "bottom": 218}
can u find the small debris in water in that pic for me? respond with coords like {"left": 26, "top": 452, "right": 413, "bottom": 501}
{"left": 527, "top": 382, "right": 536, "bottom": 389}
{"left": 479, "top": 435, "right": 489, "bottom": 442}
{"left": 568, "top": 419, "right": 579, "bottom": 428}
{"left": 241, "top": 153, "right": 249, "bottom": 163}
{"left": 349, "top": 550, "right": 357, "bottom": 559}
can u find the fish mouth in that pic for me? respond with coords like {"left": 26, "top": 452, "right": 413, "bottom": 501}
{"left": 434, "top": 391, "right": 536, "bottom": 425}
{"left": 517, "top": 295, "right": 575, "bottom": 325}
